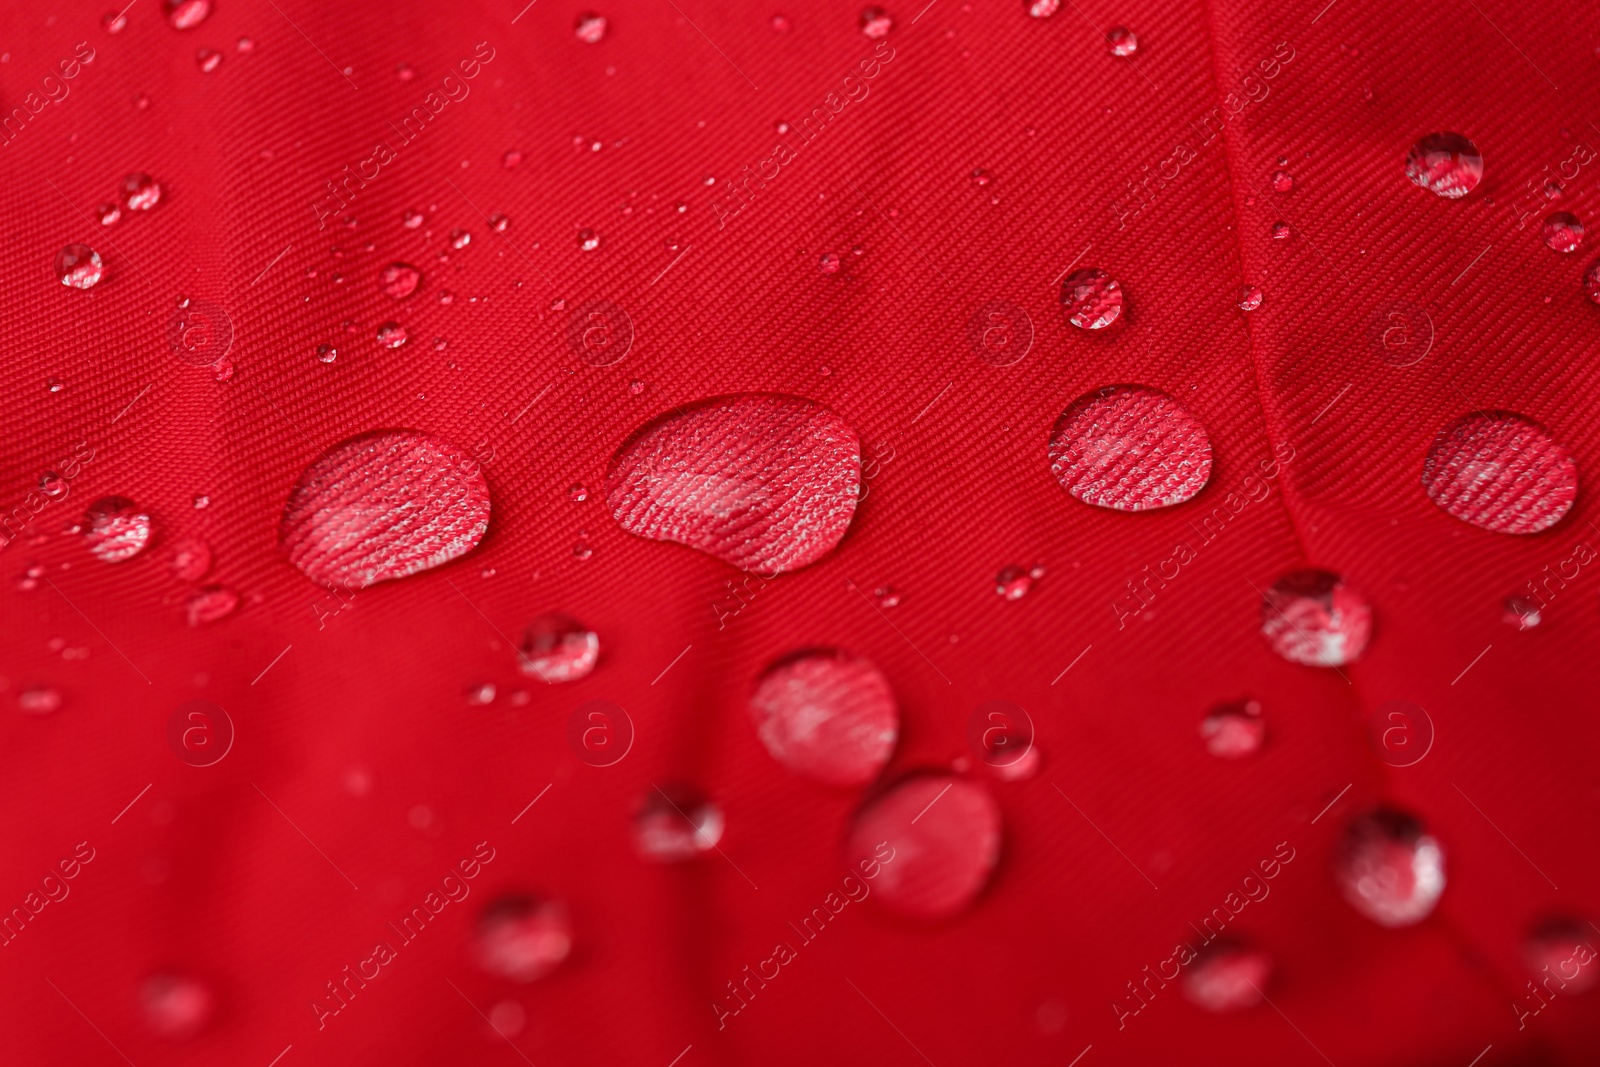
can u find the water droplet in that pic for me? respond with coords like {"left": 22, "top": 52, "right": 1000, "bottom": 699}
{"left": 82, "top": 497, "right": 154, "bottom": 563}
{"left": 380, "top": 262, "right": 421, "bottom": 299}
{"left": 464, "top": 681, "right": 497, "bottom": 706}
{"left": 606, "top": 394, "right": 860, "bottom": 572}
{"left": 1237, "top": 284, "right": 1263, "bottom": 310}
{"left": 488, "top": 1000, "right": 525, "bottom": 1035}
{"left": 1334, "top": 809, "right": 1445, "bottom": 927}
{"left": 55, "top": 244, "right": 104, "bottom": 289}
{"left": 1259, "top": 569, "right": 1372, "bottom": 667}
{"left": 315, "top": 343, "right": 337, "bottom": 363}
{"left": 571, "top": 537, "right": 594, "bottom": 560}
{"left": 121, "top": 172, "right": 163, "bottom": 211}
{"left": 1059, "top": 268, "right": 1123, "bottom": 330}
{"left": 1048, "top": 385, "right": 1213, "bottom": 511}
{"left": 489, "top": 212, "right": 511, "bottom": 233}
{"left": 818, "top": 251, "right": 841, "bottom": 273}
{"left": 970, "top": 168, "right": 992, "bottom": 187}
{"left": 169, "top": 536, "right": 212, "bottom": 581}
{"left": 1183, "top": 943, "right": 1271, "bottom": 1011}
{"left": 47, "top": 377, "right": 64, "bottom": 393}
{"left": 18, "top": 687, "right": 63, "bottom": 715}
{"left": 403, "top": 208, "right": 426, "bottom": 229}
{"left": 859, "top": 5, "right": 893, "bottom": 38}
{"left": 1524, "top": 917, "right": 1599, "bottom": 994}
{"left": 193, "top": 494, "right": 210, "bottom": 510}
{"left": 1421, "top": 412, "right": 1576, "bottom": 534}
{"left": 634, "top": 785, "right": 725, "bottom": 861}
{"left": 96, "top": 201, "right": 122, "bottom": 225}
{"left": 39, "top": 471, "right": 69, "bottom": 499}
{"left": 873, "top": 584, "right": 901, "bottom": 608}
{"left": 771, "top": 13, "right": 791, "bottom": 30}
{"left": 104, "top": 10, "right": 128, "bottom": 32}
{"left": 376, "top": 322, "right": 408, "bottom": 348}
{"left": 1502, "top": 594, "right": 1541, "bottom": 630}
{"left": 141, "top": 973, "right": 215, "bottom": 1040}
{"left": 1270, "top": 221, "right": 1291, "bottom": 240}
{"left": 1105, "top": 26, "right": 1138, "bottom": 56}
{"left": 994, "top": 564, "right": 1041, "bottom": 600}
{"left": 1404, "top": 132, "right": 1484, "bottom": 199}
{"left": 1200, "top": 699, "right": 1264, "bottom": 758}
{"left": 519, "top": 614, "right": 599, "bottom": 683}
{"left": 212, "top": 358, "right": 233, "bottom": 382}
{"left": 1027, "top": 0, "right": 1059, "bottom": 18}
{"left": 574, "top": 12, "right": 608, "bottom": 43}
{"left": 502, "top": 149, "right": 523, "bottom": 169}
{"left": 749, "top": 650, "right": 898, "bottom": 786}
{"left": 163, "top": 0, "right": 212, "bottom": 30}
{"left": 186, "top": 585, "right": 239, "bottom": 626}
{"left": 1271, "top": 169, "right": 1294, "bottom": 192}
{"left": 195, "top": 47, "right": 222, "bottom": 72}
{"left": 280, "top": 431, "right": 491, "bottom": 589}
{"left": 577, "top": 227, "right": 601, "bottom": 251}
{"left": 1542, "top": 211, "right": 1583, "bottom": 253}
{"left": 236, "top": 36, "right": 255, "bottom": 53}
{"left": 474, "top": 895, "right": 573, "bottom": 982}
{"left": 846, "top": 775, "right": 1001, "bottom": 919}
{"left": 628, "top": 378, "right": 648, "bottom": 395}
{"left": 449, "top": 228, "right": 472, "bottom": 249}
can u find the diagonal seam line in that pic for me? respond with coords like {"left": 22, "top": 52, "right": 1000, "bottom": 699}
{"left": 844, "top": 979, "right": 938, "bottom": 1067}
{"left": 46, "top": 979, "right": 139, "bottom": 1067}
{"left": 1453, "top": 783, "right": 1558, "bottom": 888}
{"left": 262, "top": 0, "right": 359, "bottom": 90}
{"left": 844, "top": 579, "right": 952, "bottom": 684}
{"left": 253, "top": 784, "right": 359, "bottom": 890}
{"left": 1051, "top": 782, "right": 1158, "bottom": 890}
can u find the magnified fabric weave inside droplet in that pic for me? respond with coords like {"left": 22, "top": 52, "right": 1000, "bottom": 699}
{"left": 1048, "top": 385, "right": 1212, "bottom": 511}
{"left": 280, "top": 430, "right": 490, "bottom": 589}
{"left": 1420, "top": 412, "right": 1576, "bottom": 534}
{"left": 846, "top": 776, "right": 1001, "bottom": 920}
{"left": 749, "top": 650, "right": 898, "bottom": 786}
{"left": 605, "top": 393, "right": 860, "bottom": 573}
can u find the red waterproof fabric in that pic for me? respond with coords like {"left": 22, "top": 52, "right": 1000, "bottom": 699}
{"left": 2, "top": 0, "right": 1598, "bottom": 1064}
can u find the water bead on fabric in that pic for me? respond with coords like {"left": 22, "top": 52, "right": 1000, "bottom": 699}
{"left": 1259, "top": 569, "right": 1372, "bottom": 667}
{"left": 845, "top": 775, "right": 1001, "bottom": 920}
{"left": 748, "top": 650, "right": 898, "bottom": 786}
{"left": 1048, "top": 385, "right": 1212, "bottom": 511}
{"left": 1421, "top": 412, "right": 1576, "bottom": 534}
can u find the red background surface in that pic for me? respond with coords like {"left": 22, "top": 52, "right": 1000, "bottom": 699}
{"left": 2, "top": 0, "right": 1598, "bottom": 1063}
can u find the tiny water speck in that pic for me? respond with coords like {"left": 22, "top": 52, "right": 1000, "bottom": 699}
{"left": 164, "top": 0, "right": 211, "bottom": 30}
{"left": 196, "top": 47, "right": 222, "bottom": 73}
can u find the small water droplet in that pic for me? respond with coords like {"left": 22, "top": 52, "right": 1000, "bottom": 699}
{"left": 82, "top": 497, "right": 153, "bottom": 563}
{"left": 577, "top": 227, "right": 601, "bottom": 251}
{"left": 95, "top": 201, "right": 122, "bottom": 225}
{"left": 169, "top": 536, "right": 213, "bottom": 581}
{"left": 1271, "top": 169, "right": 1294, "bottom": 192}
{"left": 163, "top": 0, "right": 212, "bottom": 30}
{"left": 1542, "top": 211, "right": 1583, "bottom": 253}
{"left": 1200, "top": 699, "right": 1264, "bottom": 758}
{"left": 1183, "top": 943, "right": 1271, "bottom": 1011}
{"left": 104, "top": 10, "right": 128, "bottom": 33}
{"left": 846, "top": 775, "right": 1001, "bottom": 919}
{"left": 1237, "top": 284, "right": 1263, "bottom": 310}
{"left": 970, "top": 168, "right": 992, "bottom": 187}
{"left": 449, "top": 227, "right": 472, "bottom": 249}
{"left": 771, "top": 13, "right": 791, "bottom": 30}
{"left": 628, "top": 378, "right": 648, "bottom": 395}
{"left": 1524, "top": 917, "right": 1599, "bottom": 994}
{"left": 489, "top": 212, "right": 511, "bottom": 233}
{"left": 47, "top": 377, "right": 64, "bottom": 394}
{"left": 635, "top": 785, "right": 724, "bottom": 861}
{"left": 859, "top": 5, "right": 893, "bottom": 38}
{"left": 403, "top": 208, "right": 426, "bottom": 229}
{"left": 186, "top": 585, "right": 239, "bottom": 626}
{"left": 1421, "top": 412, "right": 1576, "bottom": 534}
{"left": 376, "top": 322, "right": 408, "bottom": 348}
{"left": 1105, "top": 26, "right": 1138, "bottom": 56}
{"left": 1260, "top": 569, "right": 1372, "bottom": 666}
{"left": 502, "top": 149, "right": 523, "bottom": 169}
{"left": 1059, "top": 268, "right": 1123, "bottom": 329}
{"left": 195, "top": 47, "right": 222, "bottom": 72}
{"left": 568, "top": 483, "right": 588, "bottom": 502}
{"left": 574, "top": 12, "right": 608, "bottom": 43}
{"left": 1049, "top": 385, "right": 1212, "bottom": 511}
{"left": 994, "top": 564, "right": 1039, "bottom": 600}
{"left": 39, "top": 471, "right": 68, "bottom": 499}
{"left": 874, "top": 584, "right": 901, "bottom": 608}
{"left": 19, "top": 686, "right": 63, "bottom": 715}
{"left": 464, "top": 681, "right": 497, "bottom": 706}
{"left": 236, "top": 36, "right": 255, "bottom": 53}
{"left": 474, "top": 895, "right": 573, "bottom": 982}
{"left": 818, "top": 251, "right": 841, "bottom": 273}
{"left": 1027, "top": 0, "right": 1059, "bottom": 17}
{"left": 1405, "top": 132, "right": 1483, "bottom": 199}
{"left": 315, "top": 343, "right": 337, "bottom": 363}
{"left": 1334, "top": 809, "right": 1445, "bottom": 927}
{"left": 520, "top": 614, "right": 599, "bottom": 683}
{"left": 749, "top": 650, "right": 898, "bottom": 785}
{"left": 379, "top": 262, "right": 421, "bottom": 300}
{"left": 55, "top": 244, "right": 104, "bottom": 289}
{"left": 1502, "top": 594, "right": 1541, "bottom": 630}
{"left": 1270, "top": 221, "right": 1291, "bottom": 240}
{"left": 121, "top": 172, "right": 163, "bottom": 211}
{"left": 141, "top": 973, "right": 215, "bottom": 1040}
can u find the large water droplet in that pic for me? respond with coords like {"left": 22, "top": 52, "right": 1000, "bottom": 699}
{"left": 82, "top": 496, "right": 154, "bottom": 563}
{"left": 280, "top": 431, "right": 491, "bottom": 589}
{"left": 55, "top": 244, "right": 104, "bottom": 289}
{"left": 473, "top": 895, "right": 573, "bottom": 982}
{"left": 141, "top": 972, "right": 215, "bottom": 1040}
{"left": 845, "top": 775, "right": 1001, "bottom": 920}
{"left": 1200, "top": 699, "right": 1264, "bottom": 758}
{"left": 634, "top": 785, "right": 725, "bottom": 861}
{"left": 1048, "top": 385, "right": 1213, "bottom": 511}
{"left": 1183, "top": 943, "right": 1270, "bottom": 1011}
{"left": 748, "top": 650, "right": 898, "bottom": 786}
{"left": 164, "top": 0, "right": 212, "bottom": 30}
{"left": 1334, "top": 809, "right": 1445, "bottom": 927}
{"left": 1421, "top": 412, "right": 1576, "bottom": 534}
{"left": 520, "top": 614, "right": 599, "bottom": 683}
{"left": 1259, "top": 569, "right": 1372, "bottom": 667}
{"left": 606, "top": 394, "right": 860, "bottom": 573}
{"left": 1404, "top": 132, "right": 1483, "bottom": 199}
{"left": 1059, "top": 268, "right": 1123, "bottom": 330}
{"left": 1543, "top": 212, "right": 1583, "bottom": 253}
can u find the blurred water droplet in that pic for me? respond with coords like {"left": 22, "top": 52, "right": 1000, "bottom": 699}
{"left": 18, "top": 687, "right": 63, "bottom": 715}
{"left": 55, "top": 244, "right": 104, "bottom": 289}
{"left": 449, "top": 228, "right": 472, "bottom": 249}
{"left": 574, "top": 12, "right": 608, "bottom": 43}
{"left": 1334, "top": 809, "right": 1445, "bottom": 927}
{"left": 1184, "top": 943, "right": 1271, "bottom": 1011}
{"left": 195, "top": 47, "right": 222, "bottom": 72}
{"left": 1542, "top": 211, "right": 1583, "bottom": 253}
{"left": 1027, "top": 0, "right": 1059, "bottom": 16}
{"left": 464, "top": 681, "right": 497, "bottom": 706}
{"left": 818, "top": 251, "right": 841, "bottom": 273}
{"left": 105, "top": 10, "right": 128, "bottom": 32}
{"left": 121, "top": 172, "right": 163, "bottom": 211}
{"left": 1502, "top": 594, "right": 1541, "bottom": 630}
{"left": 380, "top": 262, "right": 421, "bottom": 299}
{"left": 1049, "top": 385, "right": 1212, "bottom": 511}
{"left": 577, "top": 228, "right": 601, "bottom": 251}
{"left": 859, "top": 5, "right": 893, "bottom": 37}
{"left": 874, "top": 584, "right": 901, "bottom": 608}
{"left": 520, "top": 614, "right": 599, "bottom": 683}
{"left": 82, "top": 497, "right": 153, "bottom": 563}
{"left": 39, "top": 471, "right": 68, "bottom": 499}
{"left": 1200, "top": 699, "right": 1264, "bottom": 758}
{"left": 568, "top": 484, "right": 588, "bottom": 502}
{"left": 771, "top": 13, "right": 791, "bottom": 30}
{"left": 141, "top": 973, "right": 215, "bottom": 1040}
{"left": 403, "top": 208, "right": 425, "bottom": 229}
{"left": 846, "top": 775, "right": 1001, "bottom": 919}
{"left": 634, "top": 785, "right": 724, "bottom": 861}
{"left": 502, "top": 149, "right": 523, "bottom": 169}
{"left": 474, "top": 895, "right": 573, "bottom": 982}
{"left": 376, "top": 322, "right": 408, "bottom": 349}
{"left": 1421, "top": 412, "right": 1576, "bottom": 534}
{"left": 96, "top": 201, "right": 122, "bottom": 226}
{"left": 1260, "top": 569, "right": 1372, "bottom": 666}
{"left": 994, "top": 564, "right": 1040, "bottom": 600}
{"left": 1060, "top": 268, "right": 1123, "bottom": 330}
{"left": 281, "top": 431, "right": 490, "bottom": 589}
{"left": 186, "top": 585, "right": 239, "bottom": 626}
{"left": 1405, "top": 132, "right": 1483, "bottom": 199}
{"left": 749, "top": 650, "right": 898, "bottom": 786}
{"left": 1524, "top": 917, "right": 1599, "bottom": 994}
{"left": 1106, "top": 26, "right": 1138, "bottom": 56}
{"left": 163, "top": 0, "right": 211, "bottom": 31}
{"left": 236, "top": 36, "right": 255, "bottom": 53}
{"left": 169, "top": 536, "right": 213, "bottom": 581}
{"left": 489, "top": 213, "right": 510, "bottom": 233}
{"left": 1237, "top": 284, "right": 1263, "bottom": 310}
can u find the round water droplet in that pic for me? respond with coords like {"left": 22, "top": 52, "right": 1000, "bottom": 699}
{"left": 771, "top": 13, "right": 791, "bottom": 30}
{"left": 449, "top": 228, "right": 472, "bottom": 249}
{"left": 1524, "top": 917, "right": 1599, "bottom": 994}
{"left": 1027, "top": 0, "right": 1059, "bottom": 18}
{"left": 1271, "top": 169, "right": 1293, "bottom": 192}
{"left": 489, "top": 212, "right": 510, "bottom": 233}
{"left": 577, "top": 228, "right": 601, "bottom": 251}
{"left": 1200, "top": 699, "right": 1264, "bottom": 758}
{"left": 1059, "top": 268, "right": 1123, "bottom": 330}
{"left": 39, "top": 471, "right": 68, "bottom": 499}
{"left": 47, "top": 377, "right": 64, "bottom": 394}
{"left": 994, "top": 565, "right": 1037, "bottom": 600}
{"left": 121, "top": 172, "right": 163, "bottom": 211}
{"left": 195, "top": 47, "right": 222, "bottom": 72}
{"left": 464, "top": 681, "right": 497, "bottom": 706}
{"left": 96, "top": 201, "right": 122, "bottom": 226}
{"left": 1405, "top": 132, "right": 1483, "bottom": 199}
{"left": 82, "top": 497, "right": 154, "bottom": 563}
{"left": 376, "top": 322, "right": 408, "bottom": 348}
{"left": 142, "top": 973, "right": 215, "bottom": 1040}
{"left": 1270, "top": 221, "right": 1291, "bottom": 240}
{"left": 502, "top": 149, "right": 524, "bottom": 169}
{"left": 186, "top": 585, "right": 238, "bottom": 626}
{"left": 315, "top": 343, "right": 337, "bottom": 364}
{"left": 1183, "top": 943, "right": 1271, "bottom": 1011}
{"left": 1421, "top": 412, "right": 1576, "bottom": 534}
{"left": 19, "top": 687, "right": 63, "bottom": 715}
{"left": 1334, "top": 809, "right": 1445, "bottom": 927}
{"left": 519, "top": 614, "right": 599, "bottom": 683}
{"left": 169, "top": 536, "right": 212, "bottom": 581}
{"left": 748, "top": 650, "right": 898, "bottom": 786}
{"left": 606, "top": 394, "right": 860, "bottom": 573}
{"left": 1106, "top": 26, "right": 1138, "bottom": 56}
{"left": 1259, "top": 569, "right": 1372, "bottom": 667}
{"left": 1048, "top": 385, "right": 1213, "bottom": 511}
{"left": 1237, "top": 284, "right": 1263, "bottom": 311}
{"left": 1543, "top": 212, "right": 1584, "bottom": 253}
{"left": 55, "top": 244, "right": 104, "bottom": 289}
{"left": 380, "top": 262, "right": 421, "bottom": 299}
{"left": 574, "top": 12, "right": 608, "bottom": 43}
{"left": 568, "top": 483, "right": 588, "bottom": 502}
{"left": 281, "top": 431, "right": 491, "bottom": 589}
{"left": 163, "top": 0, "right": 211, "bottom": 30}
{"left": 403, "top": 208, "right": 426, "bottom": 229}
{"left": 818, "top": 251, "right": 841, "bottom": 274}
{"left": 474, "top": 895, "right": 573, "bottom": 982}
{"left": 634, "top": 785, "right": 725, "bottom": 861}
{"left": 859, "top": 6, "right": 893, "bottom": 37}
{"left": 1502, "top": 594, "right": 1541, "bottom": 630}
{"left": 846, "top": 776, "right": 1001, "bottom": 920}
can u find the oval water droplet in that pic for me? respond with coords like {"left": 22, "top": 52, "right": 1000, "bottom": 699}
{"left": 82, "top": 496, "right": 154, "bottom": 563}
{"left": 1105, "top": 26, "right": 1138, "bottom": 56}
{"left": 186, "top": 585, "right": 238, "bottom": 626}
{"left": 994, "top": 564, "right": 1042, "bottom": 600}
{"left": 1270, "top": 221, "right": 1291, "bottom": 240}
{"left": 1200, "top": 699, "right": 1264, "bottom": 758}
{"left": 18, "top": 686, "right": 63, "bottom": 715}
{"left": 606, "top": 394, "right": 860, "bottom": 573}
{"left": 859, "top": 6, "right": 893, "bottom": 37}
{"left": 1237, "top": 284, "right": 1263, "bottom": 310}
{"left": 748, "top": 650, "right": 898, "bottom": 786}
{"left": 280, "top": 431, "right": 491, "bottom": 589}
{"left": 1059, "top": 268, "right": 1123, "bottom": 330}
{"left": 519, "top": 614, "right": 599, "bottom": 683}
{"left": 1524, "top": 916, "right": 1598, "bottom": 994}
{"left": 634, "top": 785, "right": 725, "bottom": 861}
{"left": 1542, "top": 212, "right": 1583, "bottom": 253}
{"left": 1421, "top": 412, "right": 1576, "bottom": 534}
{"left": 1405, "top": 132, "right": 1483, "bottom": 198}
{"left": 96, "top": 201, "right": 122, "bottom": 225}
{"left": 449, "top": 228, "right": 472, "bottom": 249}
{"left": 169, "top": 536, "right": 212, "bottom": 581}
{"left": 1259, "top": 569, "right": 1372, "bottom": 666}
{"left": 55, "top": 244, "right": 104, "bottom": 289}
{"left": 380, "top": 262, "right": 421, "bottom": 299}
{"left": 1048, "top": 385, "right": 1213, "bottom": 511}
{"left": 474, "top": 894, "right": 573, "bottom": 982}
{"left": 121, "top": 172, "right": 163, "bottom": 211}
{"left": 163, "top": 0, "right": 211, "bottom": 30}
{"left": 1183, "top": 943, "right": 1271, "bottom": 1011}
{"left": 376, "top": 322, "right": 408, "bottom": 348}
{"left": 846, "top": 775, "right": 1000, "bottom": 920}
{"left": 195, "top": 47, "right": 222, "bottom": 72}
{"left": 577, "top": 228, "right": 601, "bottom": 251}
{"left": 1334, "top": 808, "right": 1445, "bottom": 927}
{"left": 574, "top": 12, "right": 608, "bottom": 43}
{"left": 141, "top": 972, "right": 216, "bottom": 1040}
{"left": 1271, "top": 169, "right": 1293, "bottom": 193}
